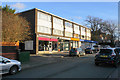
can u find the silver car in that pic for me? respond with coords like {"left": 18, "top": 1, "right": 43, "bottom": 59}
{"left": 0, "top": 56, "right": 21, "bottom": 75}
{"left": 69, "top": 48, "right": 85, "bottom": 57}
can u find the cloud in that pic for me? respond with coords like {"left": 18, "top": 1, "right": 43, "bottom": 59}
{"left": 11, "top": 3, "right": 25, "bottom": 10}
{"left": 74, "top": 16, "right": 82, "bottom": 20}
{"left": 68, "top": 16, "right": 82, "bottom": 21}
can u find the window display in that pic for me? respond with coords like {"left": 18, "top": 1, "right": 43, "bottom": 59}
{"left": 38, "top": 41, "right": 49, "bottom": 51}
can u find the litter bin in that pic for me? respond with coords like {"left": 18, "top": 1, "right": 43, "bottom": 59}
{"left": 18, "top": 51, "right": 30, "bottom": 63}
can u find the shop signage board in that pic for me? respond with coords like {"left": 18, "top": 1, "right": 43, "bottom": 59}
{"left": 38, "top": 34, "right": 58, "bottom": 39}
{"left": 60, "top": 37, "right": 71, "bottom": 40}
{"left": 38, "top": 37, "right": 58, "bottom": 42}
{"left": 71, "top": 38, "right": 79, "bottom": 41}
{"left": 37, "top": 34, "right": 71, "bottom": 40}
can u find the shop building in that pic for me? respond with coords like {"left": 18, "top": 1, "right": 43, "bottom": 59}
{"left": 18, "top": 8, "right": 92, "bottom": 54}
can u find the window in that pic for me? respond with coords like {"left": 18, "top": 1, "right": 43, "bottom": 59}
{"left": 99, "top": 49, "right": 113, "bottom": 55}
{"left": 53, "top": 29, "right": 63, "bottom": 35}
{"left": 65, "top": 21, "right": 72, "bottom": 28}
{"left": 52, "top": 42, "right": 58, "bottom": 51}
{"left": 53, "top": 17, "right": 63, "bottom": 25}
{"left": 74, "top": 25, "right": 79, "bottom": 30}
{"left": 38, "top": 26, "right": 51, "bottom": 34}
{"left": 38, "top": 41, "right": 49, "bottom": 51}
{"left": 38, "top": 12, "right": 51, "bottom": 22}
{"left": 65, "top": 31, "right": 72, "bottom": 37}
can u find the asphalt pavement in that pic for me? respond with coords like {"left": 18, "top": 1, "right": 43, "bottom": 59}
{"left": 2, "top": 53, "right": 120, "bottom": 79}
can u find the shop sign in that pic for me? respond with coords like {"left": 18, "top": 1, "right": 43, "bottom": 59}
{"left": 38, "top": 37, "right": 58, "bottom": 42}
{"left": 37, "top": 34, "right": 58, "bottom": 39}
{"left": 60, "top": 37, "right": 71, "bottom": 40}
{"left": 80, "top": 39, "right": 85, "bottom": 42}
{"left": 71, "top": 38, "right": 79, "bottom": 41}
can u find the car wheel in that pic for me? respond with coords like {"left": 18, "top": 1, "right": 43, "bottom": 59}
{"left": 95, "top": 62, "right": 99, "bottom": 66}
{"left": 113, "top": 61, "right": 118, "bottom": 68}
{"left": 78, "top": 54, "right": 80, "bottom": 57}
{"left": 9, "top": 66, "right": 18, "bottom": 75}
{"left": 91, "top": 51, "right": 93, "bottom": 54}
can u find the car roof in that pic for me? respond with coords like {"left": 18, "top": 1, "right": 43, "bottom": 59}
{"left": 115, "top": 47, "right": 120, "bottom": 49}
{"left": 100, "top": 48, "right": 116, "bottom": 50}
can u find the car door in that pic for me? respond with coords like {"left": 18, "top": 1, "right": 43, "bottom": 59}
{"left": 0, "top": 57, "right": 2, "bottom": 74}
{"left": 1, "top": 57, "right": 11, "bottom": 74}
{"left": 117, "top": 49, "right": 120, "bottom": 61}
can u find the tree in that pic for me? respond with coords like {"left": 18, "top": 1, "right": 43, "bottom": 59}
{"left": 85, "top": 16, "right": 104, "bottom": 42}
{"left": 2, "top": 7, "right": 31, "bottom": 42}
{"left": 85, "top": 16, "right": 103, "bottom": 32}
{"left": 1, "top": 5, "right": 15, "bottom": 13}
{"left": 85, "top": 16, "right": 117, "bottom": 46}
{"left": 102, "top": 20, "right": 117, "bottom": 44}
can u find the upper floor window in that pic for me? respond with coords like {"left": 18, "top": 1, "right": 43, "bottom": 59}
{"left": 81, "top": 27, "right": 85, "bottom": 32}
{"left": 65, "top": 21, "right": 72, "bottom": 28}
{"left": 74, "top": 25, "right": 79, "bottom": 30}
{"left": 38, "top": 12, "right": 51, "bottom": 22}
{"left": 53, "top": 17, "right": 63, "bottom": 25}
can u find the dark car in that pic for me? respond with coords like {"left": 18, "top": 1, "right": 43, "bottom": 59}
{"left": 69, "top": 48, "right": 85, "bottom": 57}
{"left": 92, "top": 45, "right": 100, "bottom": 53}
{"left": 94, "top": 48, "right": 120, "bottom": 67}
{"left": 115, "top": 47, "right": 120, "bottom": 60}
{"left": 85, "top": 48, "right": 93, "bottom": 54}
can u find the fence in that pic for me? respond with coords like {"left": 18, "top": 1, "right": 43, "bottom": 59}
{"left": 0, "top": 41, "right": 19, "bottom": 60}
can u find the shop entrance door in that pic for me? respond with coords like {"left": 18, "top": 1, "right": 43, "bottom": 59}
{"left": 60, "top": 42, "right": 63, "bottom": 51}
{"left": 49, "top": 42, "right": 52, "bottom": 53}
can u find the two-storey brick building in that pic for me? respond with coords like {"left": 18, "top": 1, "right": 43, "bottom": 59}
{"left": 19, "top": 8, "right": 94, "bottom": 54}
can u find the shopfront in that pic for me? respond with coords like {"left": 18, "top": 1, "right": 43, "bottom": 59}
{"left": 38, "top": 37, "right": 58, "bottom": 53}
{"left": 80, "top": 39, "right": 97, "bottom": 49}
{"left": 71, "top": 38, "right": 79, "bottom": 48}
{"left": 58, "top": 37, "right": 71, "bottom": 51}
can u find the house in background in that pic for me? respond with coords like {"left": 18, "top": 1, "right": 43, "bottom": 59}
{"left": 18, "top": 8, "right": 94, "bottom": 54}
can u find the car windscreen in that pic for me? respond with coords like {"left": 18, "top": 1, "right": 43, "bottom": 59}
{"left": 71, "top": 48, "right": 77, "bottom": 51}
{"left": 99, "top": 49, "right": 113, "bottom": 55}
{"left": 86, "top": 48, "right": 91, "bottom": 49}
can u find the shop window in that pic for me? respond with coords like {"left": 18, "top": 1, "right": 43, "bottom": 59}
{"left": 52, "top": 42, "right": 58, "bottom": 51}
{"left": 38, "top": 41, "right": 49, "bottom": 51}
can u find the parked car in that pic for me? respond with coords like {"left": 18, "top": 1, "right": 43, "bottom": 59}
{"left": 94, "top": 48, "right": 120, "bottom": 67}
{"left": 85, "top": 48, "right": 93, "bottom": 54}
{"left": 0, "top": 56, "right": 21, "bottom": 75}
{"left": 92, "top": 45, "right": 100, "bottom": 53}
{"left": 115, "top": 47, "right": 120, "bottom": 58}
{"left": 69, "top": 48, "right": 85, "bottom": 57}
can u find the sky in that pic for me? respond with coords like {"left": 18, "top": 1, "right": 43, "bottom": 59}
{"left": 1, "top": 2, "right": 118, "bottom": 26}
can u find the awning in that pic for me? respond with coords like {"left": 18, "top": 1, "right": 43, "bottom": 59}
{"left": 80, "top": 39, "right": 98, "bottom": 43}
{"left": 38, "top": 37, "right": 58, "bottom": 42}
